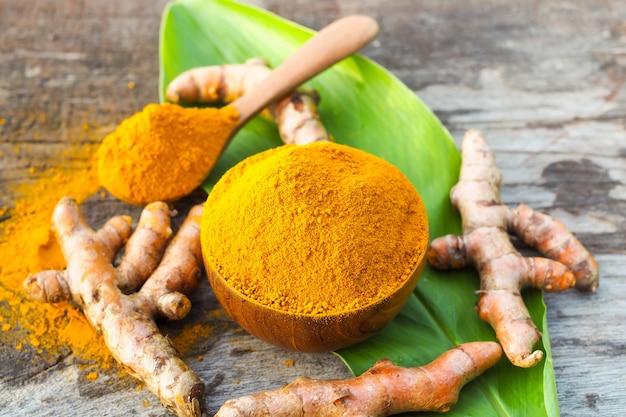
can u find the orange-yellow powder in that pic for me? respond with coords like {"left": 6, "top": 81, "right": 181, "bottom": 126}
{"left": 97, "top": 102, "right": 239, "bottom": 205}
{"left": 169, "top": 322, "right": 213, "bottom": 356}
{"left": 201, "top": 141, "right": 429, "bottom": 315}
{"left": 1, "top": 119, "right": 217, "bottom": 371}
{"left": 0, "top": 141, "right": 117, "bottom": 368}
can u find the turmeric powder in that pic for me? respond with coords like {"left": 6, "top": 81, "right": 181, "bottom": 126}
{"left": 201, "top": 141, "right": 429, "bottom": 316}
{"left": 0, "top": 139, "right": 114, "bottom": 360}
{"left": 97, "top": 103, "right": 239, "bottom": 205}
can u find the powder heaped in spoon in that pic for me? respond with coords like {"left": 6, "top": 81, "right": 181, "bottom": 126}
{"left": 98, "top": 103, "right": 239, "bottom": 205}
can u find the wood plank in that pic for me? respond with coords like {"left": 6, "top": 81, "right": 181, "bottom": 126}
{"left": 546, "top": 254, "right": 626, "bottom": 416}
{"left": 1, "top": 0, "right": 625, "bottom": 416}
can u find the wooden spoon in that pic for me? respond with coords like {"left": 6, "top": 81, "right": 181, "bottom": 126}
{"left": 98, "top": 15, "right": 379, "bottom": 205}
{"left": 227, "top": 14, "right": 379, "bottom": 135}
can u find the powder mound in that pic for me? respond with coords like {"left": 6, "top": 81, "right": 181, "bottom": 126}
{"left": 97, "top": 103, "right": 239, "bottom": 205}
{"left": 201, "top": 141, "right": 429, "bottom": 315}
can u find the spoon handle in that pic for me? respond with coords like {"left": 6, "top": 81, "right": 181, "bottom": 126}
{"left": 231, "top": 15, "right": 379, "bottom": 127}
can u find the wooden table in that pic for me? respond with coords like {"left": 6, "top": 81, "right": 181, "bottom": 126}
{"left": 1, "top": 0, "right": 625, "bottom": 416}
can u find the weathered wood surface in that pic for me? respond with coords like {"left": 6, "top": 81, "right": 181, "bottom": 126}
{"left": 1, "top": 0, "right": 626, "bottom": 416}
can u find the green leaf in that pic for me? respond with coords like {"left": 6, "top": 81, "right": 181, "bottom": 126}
{"left": 159, "top": 1, "right": 558, "bottom": 416}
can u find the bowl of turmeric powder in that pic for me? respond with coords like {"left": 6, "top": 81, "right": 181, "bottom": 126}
{"left": 201, "top": 141, "right": 429, "bottom": 352}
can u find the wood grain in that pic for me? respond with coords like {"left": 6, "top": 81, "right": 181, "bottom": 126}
{"left": 1, "top": 0, "right": 625, "bottom": 416}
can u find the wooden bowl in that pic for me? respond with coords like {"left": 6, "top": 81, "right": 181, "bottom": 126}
{"left": 205, "top": 250, "right": 427, "bottom": 352}
{"left": 201, "top": 142, "right": 430, "bottom": 352}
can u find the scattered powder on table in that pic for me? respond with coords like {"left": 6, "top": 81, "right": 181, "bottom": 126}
{"left": 169, "top": 321, "right": 214, "bottom": 356}
{"left": 0, "top": 141, "right": 116, "bottom": 367}
{"left": 0, "top": 119, "right": 213, "bottom": 371}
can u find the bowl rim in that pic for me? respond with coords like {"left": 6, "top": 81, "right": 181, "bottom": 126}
{"left": 204, "top": 240, "right": 428, "bottom": 320}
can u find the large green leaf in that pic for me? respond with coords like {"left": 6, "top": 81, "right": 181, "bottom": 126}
{"left": 159, "top": 1, "right": 558, "bottom": 416}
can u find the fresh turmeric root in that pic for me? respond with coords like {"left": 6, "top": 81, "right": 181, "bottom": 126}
{"left": 215, "top": 341, "right": 502, "bottom": 417}
{"left": 23, "top": 197, "right": 206, "bottom": 417}
{"left": 166, "top": 58, "right": 329, "bottom": 145}
{"left": 427, "top": 130, "right": 599, "bottom": 368}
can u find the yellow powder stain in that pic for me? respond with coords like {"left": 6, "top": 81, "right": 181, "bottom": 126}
{"left": 169, "top": 322, "right": 213, "bottom": 355}
{"left": 0, "top": 137, "right": 116, "bottom": 369}
{"left": 86, "top": 371, "right": 98, "bottom": 381}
